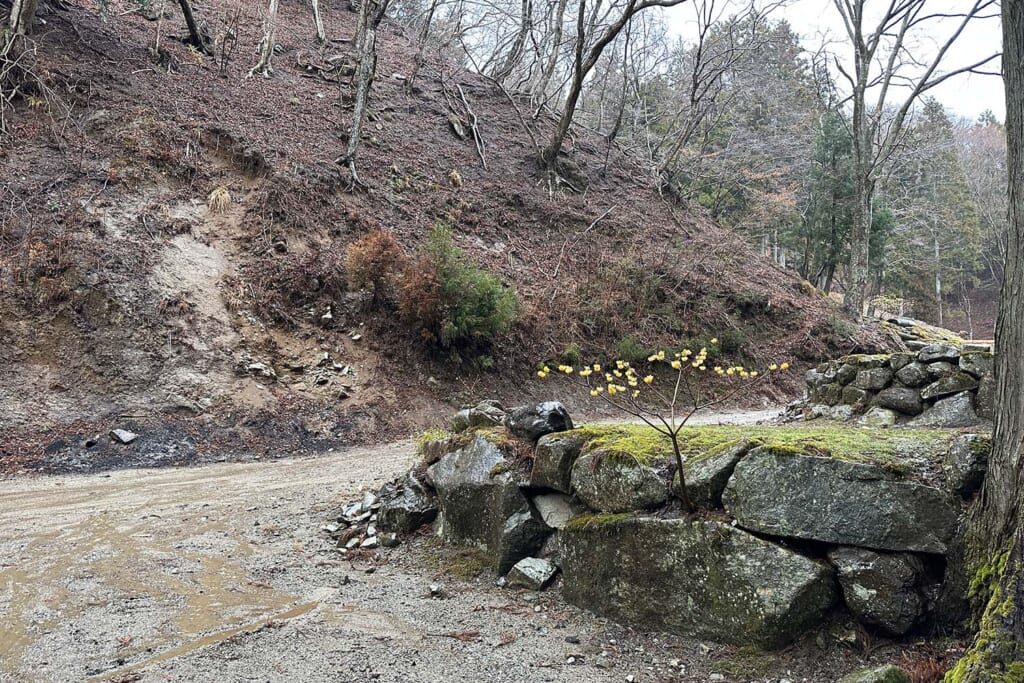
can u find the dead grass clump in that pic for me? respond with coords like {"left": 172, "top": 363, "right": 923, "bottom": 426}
{"left": 207, "top": 186, "right": 231, "bottom": 214}
{"left": 232, "top": 248, "right": 347, "bottom": 326}
{"left": 344, "top": 229, "right": 408, "bottom": 306}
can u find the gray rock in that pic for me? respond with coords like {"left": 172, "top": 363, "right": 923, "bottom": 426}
{"left": 673, "top": 440, "right": 755, "bottom": 508}
{"left": 829, "top": 547, "right": 924, "bottom": 636}
{"left": 962, "top": 342, "right": 993, "bottom": 353}
{"left": 873, "top": 387, "right": 923, "bottom": 415}
{"left": 943, "top": 433, "right": 991, "bottom": 497}
{"left": 835, "top": 364, "right": 858, "bottom": 385}
{"left": 570, "top": 450, "right": 668, "bottom": 513}
{"left": 827, "top": 405, "right": 854, "bottom": 421}
{"left": 837, "top": 665, "right": 911, "bottom": 683}
{"left": 921, "top": 373, "right": 979, "bottom": 401}
{"left": 818, "top": 383, "right": 842, "bottom": 406}
{"left": 908, "top": 392, "right": 979, "bottom": 428}
{"left": 888, "top": 353, "right": 915, "bottom": 371}
{"left": 841, "top": 385, "right": 870, "bottom": 406}
{"left": 805, "top": 368, "right": 827, "bottom": 389}
{"left": 505, "top": 557, "right": 558, "bottom": 590}
{"left": 530, "top": 433, "right": 586, "bottom": 493}
{"left": 561, "top": 517, "right": 837, "bottom": 648}
{"left": 428, "top": 436, "right": 548, "bottom": 573}
{"left": 851, "top": 368, "right": 893, "bottom": 391}
{"left": 959, "top": 351, "right": 994, "bottom": 379}
{"left": 976, "top": 376, "right": 995, "bottom": 420}
{"left": 842, "top": 355, "right": 889, "bottom": 369}
{"left": 451, "top": 400, "right": 506, "bottom": 432}
{"left": 858, "top": 407, "right": 897, "bottom": 427}
{"left": 723, "top": 448, "right": 959, "bottom": 554}
{"left": 918, "top": 344, "right": 961, "bottom": 363}
{"left": 110, "top": 429, "right": 139, "bottom": 445}
{"left": 506, "top": 402, "right": 574, "bottom": 441}
{"left": 926, "top": 360, "right": 957, "bottom": 378}
{"left": 531, "top": 492, "right": 584, "bottom": 529}
{"left": 895, "top": 362, "right": 931, "bottom": 388}
{"left": 377, "top": 472, "right": 439, "bottom": 533}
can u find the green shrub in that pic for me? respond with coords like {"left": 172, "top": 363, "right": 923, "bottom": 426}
{"left": 615, "top": 335, "right": 654, "bottom": 363}
{"left": 399, "top": 225, "right": 519, "bottom": 347}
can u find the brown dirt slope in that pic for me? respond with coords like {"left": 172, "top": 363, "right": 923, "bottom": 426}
{"left": 0, "top": 0, "right": 884, "bottom": 472}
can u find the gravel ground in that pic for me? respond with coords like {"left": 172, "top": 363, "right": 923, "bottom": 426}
{"left": 0, "top": 428, "right": 941, "bottom": 683}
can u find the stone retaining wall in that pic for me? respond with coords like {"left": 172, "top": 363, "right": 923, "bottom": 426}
{"left": 805, "top": 344, "right": 994, "bottom": 427}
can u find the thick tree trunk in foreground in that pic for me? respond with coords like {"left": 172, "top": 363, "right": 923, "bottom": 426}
{"left": 176, "top": 0, "right": 211, "bottom": 54}
{"left": 946, "top": 1, "right": 1024, "bottom": 680}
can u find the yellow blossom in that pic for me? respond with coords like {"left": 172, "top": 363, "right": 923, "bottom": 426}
{"left": 769, "top": 364, "right": 778, "bottom": 371}
{"left": 644, "top": 375, "right": 654, "bottom": 384}
{"left": 671, "top": 360, "right": 682, "bottom": 370}
{"left": 710, "top": 337, "right": 718, "bottom": 344}
{"left": 590, "top": 389, "right": 599, "bottom": 397}
{"left": 780, "top": 362, "right": 790, "bottom": 370}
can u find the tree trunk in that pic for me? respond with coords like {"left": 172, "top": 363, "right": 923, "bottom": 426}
{"left": 249, "top": 0, "right": 280, "bottom": 78}
{"left": 311, "top": 0, "right": 327, "bottom": 45}
{"left": 7, "top": 0, "right": 38, "bottom": 35}
{"left": 948, "top": 1, "right": 1024, "bottom": 679}
{"left": 492, "top": 0, "right": 532, "bottom": 83}
{"left": 176, "top": 0, "right": 211, "bottom": 54}
{"left": 340, "top": 0, "right": 388, "bottom": 182}
{"left": 845, "top": 170, "right": 872, "bottom": 317}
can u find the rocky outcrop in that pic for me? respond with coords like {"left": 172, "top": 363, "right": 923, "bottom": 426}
{"left": 723, "top": 448, "right": 959, "bottom": 553}
{"left": 943, "top": 433, "right": 990, "bottom": 497}
{"left": 451, "top": 400, "right": 507, "bottom": 432}
{"left": 805, "top": 347, "right": 993, "bottom": 427}
{"left": 561, "top": 517, "right": 837, "bottom": 648}
{"left": 837, "top": 665, "right": 912, "bottom": 683}
{"left": 829, "top": 547, "right": 925, "bottom": 636}
{"left": 672, "top": 439, "right": 754, "bottom": 508}
{"left": 427, "top": 436, "right": 548, "bottom": 573}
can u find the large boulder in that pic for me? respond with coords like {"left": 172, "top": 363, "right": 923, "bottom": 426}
{"left": 828, "top": 547, "right": 924, "bottom": 636}
{"left": 873, "top": 386, "right": 923, "bottom": 415}
{"left": 888, "top": 353, "right": 915, "bottom": 371}
{"left": 841, "top": 385, "right": 870, "bottom": 406}
{"left": 506, "top": 402, "right": 573, "bottom": 442}
{"left": 377, "top": 472, "right": 439, "bottom": 533}
{"left": 858, "top": 407, "right": 897, "bottom": 427}
{"left": 561, "top": 517, "right": 837, "bottom": 648}
{"left": 427, "top": 436, "right": 548, "bottom": 573}
{"left": 920, "top": 373, "right": 979, "bottom": 401}
{"left": 530, "top": 492, "right": 584, "bottom": 529}
{"left": 943, "top": 433, "right": 991, "bottom": 498}
{"left": 570, "top": 450, "right": 667, "bottom": 513}
{"left": 672, "top": 440, "right": 755, "bottom": 508}
{"left": 908, "top": 392, "right": 979, "bottom": 428}
{"left": 722, "top": 448, "right": 959, "bottom": 554}
{"left": 451, "top": 400, "right": 506, "bottom": 432}
{"left": 530, "top": 433, "right": 586, "bottom": 493}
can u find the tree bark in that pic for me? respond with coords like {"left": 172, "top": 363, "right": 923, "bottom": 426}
{"left": 339, "top": 0, "right": 389, "bottom": 182}
{"left": 176, "top": 0, "right": 211, "bottom": 54}
{"left": 949, "top": 0, "right": 1024, "bottom": 679}
{"left": 311, "top": 0, "right": 327, "bottom": 45}
{"left": 249, "top": 0, "right": 280, "bottom": 78}
{"left": 7, "top": 0, "right": 38, "bottom": 36}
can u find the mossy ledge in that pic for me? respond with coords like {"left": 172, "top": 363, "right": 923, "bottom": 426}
{"left": 560, "top": 423, "right": 954, "bottom": 475}
{"left": 564, "top": 513, "right": 634, "bottom": 533}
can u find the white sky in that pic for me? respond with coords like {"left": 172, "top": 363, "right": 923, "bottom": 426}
{"left": 664, "top": 0, "right": 1005, "bottom": 123}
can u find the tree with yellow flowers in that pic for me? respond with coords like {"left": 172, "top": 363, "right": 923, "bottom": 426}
{"left": 537, "top": 340, "right": 789, "bottom": 512}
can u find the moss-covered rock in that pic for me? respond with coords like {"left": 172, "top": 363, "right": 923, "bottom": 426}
{"left": 874, "top": 386, "right": 924, "bottom": 415}
{"left": 919, "top": 344, "right": 962, "bottom": 364}
{"left": 895, "top": 362, "right": 932, "bottom": 388}
{"left": 852, "top": 367, "right": 894, "bottom": 391}
{"left": 560, "top": 517, "right": 837, "bottom": 648}
{"left": 570, "top": 450, "right": 668, "bottom": 513}
{"left": 838, "top": 665, "right": 911, "bottom": 683}
{"left": 672, "top": 439, "right": 755, "bottom": 508}
{"left": 829, "top": 547, "right": 925, "bottom": 636}
{"left": 921, "top": 373, "right": 980, "bottom": 401}
{"left": 723, "top": 448, "right": 959, "bottom": 554}
{"left": 909, "top": 392, "right": 980, "bottom": 428}
{"left": 943, "top": 433, "right": 991, "bottom": 498}
{"left": 959, "top": 351, "right": 994, "bottom": 379}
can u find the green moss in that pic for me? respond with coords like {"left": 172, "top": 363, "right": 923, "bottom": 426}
{"left": 839, "top": 353, "right": 891, "bottom": 364}
{"left": 564, "top": 513, "right": 633, "bottom": 533}
{"left": 440, "top": 548, "right": 490, "bottom": 580}
{"left": 489, "top": 462, "right": 513, "bottom": 478}
{"left": 568, "top": 423, "right": 954, "bottom": 475}
{"left": 448, "top": 426, "right": 512, "bottom": 450}
{"left": 415, "top": 428, "right": 452, "bottom": 455}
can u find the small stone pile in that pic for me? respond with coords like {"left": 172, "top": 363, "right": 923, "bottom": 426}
{"left": 323, "top": 490, "right": 401, "bottom": 553}
{"left": 804, "top": 343, "right": 994, "bottom": 427}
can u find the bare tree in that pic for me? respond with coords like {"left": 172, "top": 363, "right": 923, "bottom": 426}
{"left": 6, "top": 0, "right": 38, "bottom": 37}
{"left": 312, "top": 0, "right": 327, "bottom": 45}
{"left": 249, "top": 0, "right": 280, "bottom": 78}
{"left": 539, "top": 0, "right": 688, "bottom": 173}
{"left": 338, "top": 0, "right": 391, "bottom": 184}
{"left": 830, "top": 0, "right": 999, "bottom": 317}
